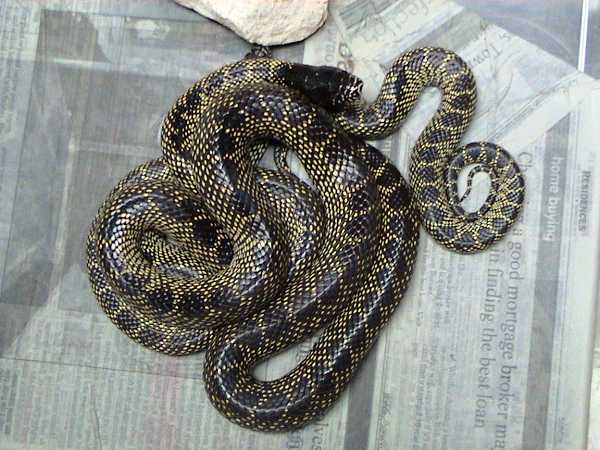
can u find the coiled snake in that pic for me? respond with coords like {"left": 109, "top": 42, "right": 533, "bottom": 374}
{"left": 86, "top": 46, "right": 525, "bottom": 431}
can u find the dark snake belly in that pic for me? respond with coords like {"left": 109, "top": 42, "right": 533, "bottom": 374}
{"left": 86, "top": 47, "right": 525, "bottom": 431}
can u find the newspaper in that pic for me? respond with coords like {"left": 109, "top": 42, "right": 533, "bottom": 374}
{"left": 0, "top": 0, "right": 598, "bottom": 449}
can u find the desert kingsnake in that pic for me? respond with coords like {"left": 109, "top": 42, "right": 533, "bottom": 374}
{"left": 86, "top": 46, "right": 525, "bottom": 431}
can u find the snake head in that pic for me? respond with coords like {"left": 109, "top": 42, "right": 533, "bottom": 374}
{"left": 286, "top": 64, "right": 364, "bottom": 113}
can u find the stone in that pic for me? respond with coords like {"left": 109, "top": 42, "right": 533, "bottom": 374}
{"left": 173, "top": 0, "right": 328, "bottom": 45}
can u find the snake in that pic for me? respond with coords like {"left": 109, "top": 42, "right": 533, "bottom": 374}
{"left": 86, "top": 46, "right": 525, "bottom": 431}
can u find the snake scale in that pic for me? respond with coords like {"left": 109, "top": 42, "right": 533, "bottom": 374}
{"left": 86, "top": 46, "right": 525, "bottom": 431}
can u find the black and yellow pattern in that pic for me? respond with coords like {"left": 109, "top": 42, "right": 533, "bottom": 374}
{"left": 86, "top": 46, "right": 525, "bottom": 431}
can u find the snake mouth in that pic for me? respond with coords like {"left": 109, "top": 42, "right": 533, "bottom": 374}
{"left": 344, "top": 75, "right": 364, "bottom": 111}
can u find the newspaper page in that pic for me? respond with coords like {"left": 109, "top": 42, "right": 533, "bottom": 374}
{"left": 0, "top": 0, "right": 598, "bottom": 449}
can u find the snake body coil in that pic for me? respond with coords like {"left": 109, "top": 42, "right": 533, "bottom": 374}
{"left": 86, "top": 47, "right": 525, "bottom": 431}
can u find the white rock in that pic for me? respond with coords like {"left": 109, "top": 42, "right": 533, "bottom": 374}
{"left": 173, "top": 0, "right": 328, "bottom": 45}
